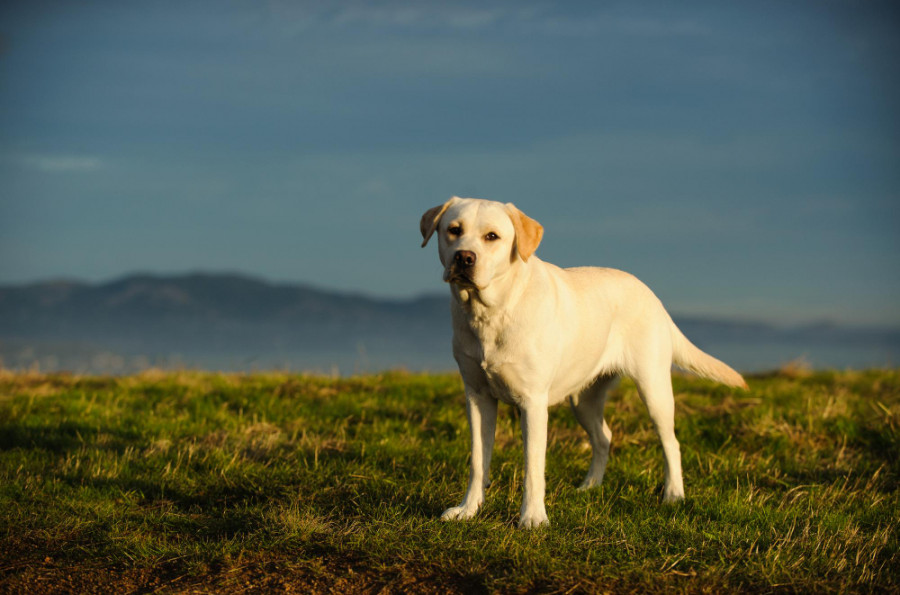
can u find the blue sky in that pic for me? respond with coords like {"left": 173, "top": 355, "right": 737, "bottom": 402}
{"left": 1, "top": 1, "right": 898, "bottom": 326}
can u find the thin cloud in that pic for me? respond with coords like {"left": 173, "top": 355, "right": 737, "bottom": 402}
{"left": 264, "top": 2, "right": 713, "bottom": 38}
{"left": 20, "top": 155, "right": 105, "bottom": 174}
{"left": 331, "top": 5, "right": 509, "bottom": 29}
{"left": 261, "top": 1, "right": 550, "bottom": 33}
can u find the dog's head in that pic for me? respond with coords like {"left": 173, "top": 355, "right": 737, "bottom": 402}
{"left": 420, "top": 197, "right": 543, "bottom": 291}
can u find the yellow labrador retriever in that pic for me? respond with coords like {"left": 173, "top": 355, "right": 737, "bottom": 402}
{"left": 421, "top": 196, "right": 747, "bottom": 528}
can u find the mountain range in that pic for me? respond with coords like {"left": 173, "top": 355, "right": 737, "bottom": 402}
{"left": 1, "top": 273, "right": 897, "bottom": 374}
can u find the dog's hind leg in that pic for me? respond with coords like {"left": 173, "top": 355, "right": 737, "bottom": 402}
{"left": 569, "top": 375, "right": 619, "bottom": 490}
{"left": 633, "top": 367, "right": 684, "bottom": 503}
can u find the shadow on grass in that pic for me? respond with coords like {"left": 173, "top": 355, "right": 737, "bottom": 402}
{"left": 0, "top": 421, "right": 141, "bottom": 453}
{"left": 3, "top": 420, "right": 451, "bottom": 533}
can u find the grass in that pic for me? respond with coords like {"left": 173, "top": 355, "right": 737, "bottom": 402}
{"left": 0, "top": 367, "right": 897, "bottom": 593}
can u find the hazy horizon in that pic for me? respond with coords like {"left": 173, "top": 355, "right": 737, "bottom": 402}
{"left": 2, "top": 268, "right": 898, "bottom": 374}
{"left": 4, "top": 267, "right": 900, "bottom": 332}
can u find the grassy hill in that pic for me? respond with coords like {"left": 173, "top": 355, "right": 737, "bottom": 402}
{"left": 0, "top": 368, "right": 897, "bottom": 593}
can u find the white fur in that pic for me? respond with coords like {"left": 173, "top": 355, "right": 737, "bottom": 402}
{"left": 422, "top": 197, "right": 747, "bottom": 529}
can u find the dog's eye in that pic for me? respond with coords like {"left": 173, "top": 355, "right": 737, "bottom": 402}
{"left": 448, "top": 225, "right": 462, "bottom": 236}
{"left": 485, "top": 232, "right": 500, "bottom": 241}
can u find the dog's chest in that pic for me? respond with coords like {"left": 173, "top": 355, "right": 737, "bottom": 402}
{"left": 459, "top": 309, "right": 533, "bottom": 403}
{"left": 463, "top": 309, "right": 508, "bottom": 361}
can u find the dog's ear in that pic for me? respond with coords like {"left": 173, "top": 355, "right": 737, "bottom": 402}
{"left": 420, "top": 197, "right": 459, "bottom": 247}
{"left": 505, "top": 203, "right": 543, "bottom": 262}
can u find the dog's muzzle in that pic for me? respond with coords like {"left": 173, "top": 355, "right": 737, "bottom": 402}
{"left": 444, "top": 250, "right": 478, "bottom": 285}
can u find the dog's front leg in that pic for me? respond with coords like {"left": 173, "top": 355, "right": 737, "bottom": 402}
{"left": 519, "top": 401, "right": 550, "bottom": 528}
{"left": 441, "top": 390, "right": 498, "bottom": 521}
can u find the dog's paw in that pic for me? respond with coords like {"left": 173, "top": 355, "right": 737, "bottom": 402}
{"left": 577, "top": 477, "right": 603, "bottom": 491}
{"left": 518, "top": 509, "right": 549, "bottom": 529}
{"left": 440, "top": 505, "right": 479, "bottom": 521}
{"left": 653, "top": 482, "right": 685, "bottom": 504}
{"left": 662, "top": 492, "right": 685, "bottom": 504}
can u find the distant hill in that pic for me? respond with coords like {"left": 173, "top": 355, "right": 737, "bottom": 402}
{"left": 0, "top": 273, "right": 451, "bottom": 373}
{"left": 1, "top": 273, "right": 897, "bottom": 373}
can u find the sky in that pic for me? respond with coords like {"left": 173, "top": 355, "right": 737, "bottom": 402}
{"left": 1, "top": 0, "right": 898, "bottom": 327}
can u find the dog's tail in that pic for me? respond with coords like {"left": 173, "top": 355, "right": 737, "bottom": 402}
{"left": 670, "top": 320, "right": 748, "bottom": 389}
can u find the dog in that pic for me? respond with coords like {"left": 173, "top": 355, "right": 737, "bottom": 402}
{"left": 420, "top": 196, "right": 747, "bottom": 528}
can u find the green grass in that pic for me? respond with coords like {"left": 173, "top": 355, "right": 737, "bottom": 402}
{"left": 0, "top": 368, "right": 897, "bottom": 593}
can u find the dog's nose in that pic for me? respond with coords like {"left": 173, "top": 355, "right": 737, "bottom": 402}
{"left": 454, "top": 250, "right": 477, "bottom": 269}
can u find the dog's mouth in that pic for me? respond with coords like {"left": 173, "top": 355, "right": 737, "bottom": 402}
{"left": 443, "top": 266, "right": 477, "bottom": 288}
